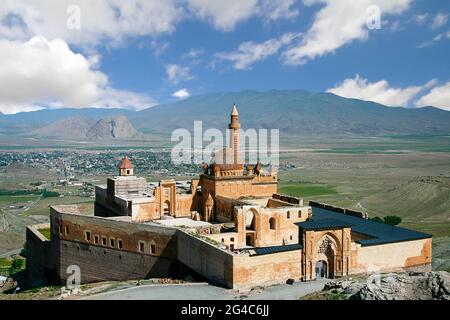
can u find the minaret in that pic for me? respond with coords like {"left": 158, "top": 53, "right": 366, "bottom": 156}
{"left": 228, "top": 104, "right": 241, "bottom": 164}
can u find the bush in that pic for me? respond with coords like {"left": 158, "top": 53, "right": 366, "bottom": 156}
{"left": 383, "top": 215, "right": 402, "bottom": 226}
{"left": 369, "top": 217, "right": 383, "bottom": 223}
{"left": 20, "top": 246, "right": 27, "bottom": 258}
{"left": 8, "top": 257, "right": 24, "bottom": 276}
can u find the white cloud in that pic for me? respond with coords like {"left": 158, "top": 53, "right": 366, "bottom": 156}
{"left": 216, "top": 32, "right": 299, "bottom": 70}
{"left": 434, "top": 30, "right": 450, "bottom": 41}
{"left": 182, "top": 48, "right": 205, "bottom": 59}
{"left": 418, "top": 29, "right": 450, "bottom": 48}
{"left": 258, "top": 0, "right": 299, "bottom": 22}
{"left": 172, "top": 88, "right": 191, "bottom": 100}
{"left": 186, "top": 0, "right": 298, "bottom": 32}
{"left": 413, "top": 14, "right": 428, "bottom": 25}
{"left": 0, "top": 36, "right": 155, "bottom": 114}
{"left": 416, "top": 82, "right": 450, "bottom": 110}
{"left": 149, "top": 40, "right": 170, "bottom": 57}
{"left": 327, "top": 75, "right": 426, "bottom": 107}
{"left": 431, "top": 12, "right": 448, "bottom": 30}
{"left": 95, "top": 88, "right": 156, "bottom": 110}
{"left": 166, "top": 64, "right": 195, "bottom": 85}
{"left": 0, "top": 0, "right": 182, "bottom": 47}
{"left": 282, "top": 0, "right": 412, "bottom": 65}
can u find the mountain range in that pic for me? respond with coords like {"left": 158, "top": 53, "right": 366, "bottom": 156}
{"left": 1, "top": 90, "right": 450, "bottom": 138}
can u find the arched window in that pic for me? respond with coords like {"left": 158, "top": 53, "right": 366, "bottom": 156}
{"left": 269, "top": 217, "right": 276, "bottom": 230}
{"left": 287, "top": 211, "right": 291, "bottom": 219}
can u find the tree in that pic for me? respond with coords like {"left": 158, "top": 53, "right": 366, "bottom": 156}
{"left": 383, "top": 215, "right": 402, "bottom": 226}
{"left": 8, "top": 257, "right": 24, "bottom": 276}
{"left": 369, "top": 216, "right": 383, "bottom": 223}
{"left": 20, "top": 246, "right": 27, "bottom": 258}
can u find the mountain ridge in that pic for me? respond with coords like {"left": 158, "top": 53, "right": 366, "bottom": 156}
{"left": 2, "top": 90, "right": 450, "bottom": 137}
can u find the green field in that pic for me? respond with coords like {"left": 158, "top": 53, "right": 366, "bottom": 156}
{"left": 0, "top": 194, "right": 40, "bottom": 203}
{"left": 0, "top": 258, "right": 10, "bottom": 268}
{"left": 279, "top": 181, "right": 337, "bottom": 198}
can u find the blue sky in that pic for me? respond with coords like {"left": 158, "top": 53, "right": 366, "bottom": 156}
{"left": 0, "top": 0, "right": 449, "bottom": 114}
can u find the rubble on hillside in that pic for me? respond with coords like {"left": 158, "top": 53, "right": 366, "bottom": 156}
{"left": 320, "top": 271, "right": 449, "bottom": 300}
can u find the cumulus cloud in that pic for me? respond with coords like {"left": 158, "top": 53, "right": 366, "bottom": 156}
{"left": 166, "top": 64, "right": 195, "bottom": 85}
{"left": 282, "top": 0, "right": 412, "bottom": 65}
{"left": 172, "top": 88, "right": 191, "bottom": 100}
{"left": 216, "top": 32, "right": 300, "bottom": 70}
{"left": 187, "top": 0, "right": 298, "bottom": 32}
{"left": 0, "top": 36, "right": 155, "bottom": 114}
{"left": 431, "top": 12, "right": 448, "bottom": 30}
{"left": 416, "top": 82, "right": 450, "bottom": 110}
{"left": 327, "top": 75, "right": 428, "bottom": 107}
{"left": 0, "top": 0, "right": 182, "bottom": 47}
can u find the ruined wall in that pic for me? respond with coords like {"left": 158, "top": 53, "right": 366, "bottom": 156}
{"left": 232, "top": 250, "right": 302, "bottom": 289}
{"left": 235, "top": 205, "right": 310, "bottom": 249}
{"left": 214, "top": 196, "right": 245, "bottom": 222}
{"left": 174, "top": 194, "right": 194, "bottom": 217}
{"left": 352, "top": 238, "right": 432, "bottom": 274}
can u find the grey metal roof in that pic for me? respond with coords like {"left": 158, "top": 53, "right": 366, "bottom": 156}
{"left": 296, "top": 218, "right": 352, "bottom": 230}
{"left": 298, "top": 206, "right": 431, "bottom": 247}
{"left": 250, "top": 243, "right": 303, "bottom": 256}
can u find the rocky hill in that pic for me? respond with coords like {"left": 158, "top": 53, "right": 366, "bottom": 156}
{"left": 306, "top": 272, "right": 450, "bottom": 300}
{"left": 33, "top": 115, "right": 143, "bottom": 140}
{"left": 33, "top": 117, "right": 97, "bottom": 139}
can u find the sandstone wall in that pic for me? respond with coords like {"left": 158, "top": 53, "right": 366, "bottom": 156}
{"left": 176, "top": 230, "right": 233, "bottom": 288}
{"left": 232, "top": 250, "right": 303, "bottom": 289}
{"left": 50, "top": 208, "right": 180, "bottom": 284}
{"left": 352, "top": 238, "right": 432, "bottom": 274}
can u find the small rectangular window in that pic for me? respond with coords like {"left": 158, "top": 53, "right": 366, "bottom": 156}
{"left": 150, "top": 244, "right": 156, "bottom": 254}
{"left": 64, "top": 225, "right": 69, "bottom": 235}
{"left": 110, "top": 238, "right": 115, "bottom": 247}
{"left": 85, "top": 231, "right": 91, "bottom": 242}
{"left": 221, "top": 238, "right": 225, "bottom": 242}
{"left": 139, "top": 241, "right": 145, "bottom": 253}
{"left": 58, "top": 225, "right": 62, "bottom": 234}
{"left": 102, "top": 237, "right": 107, "bottom": 246}
{"left": 118, "top": 239, "right": 123, "bottom": 249}
{"left": 94, "top": 235, "right": 99, "bottom": 244}
{"left": 230, "top": 237, "right": 234, "bottom": 242}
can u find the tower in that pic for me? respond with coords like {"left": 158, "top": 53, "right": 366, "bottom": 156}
{"left": 118, "top": 156, "right": 134, "bottom": 176}
{"left": 228, "top": 104, "right": 241, "bottom": 164}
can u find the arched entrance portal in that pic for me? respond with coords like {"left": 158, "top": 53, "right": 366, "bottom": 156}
{"left": 163, "top": 200, "right": 170, "bottom": 215}
{"left": 315, "top": 260, "right": 327, "bottom": 279}
{"left": 316, "top": 235, "right": 337, "bottom": 279}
